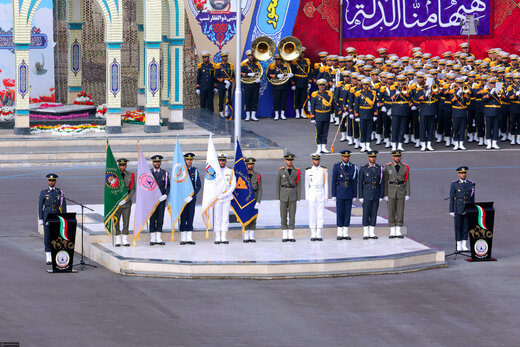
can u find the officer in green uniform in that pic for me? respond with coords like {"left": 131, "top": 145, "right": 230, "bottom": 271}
{"left": 114, "top": 158, "right": 136, "bottom": 247}
{"left": 244, "top": 157, "right": 262, "bottom": 243}
{"left": 383, "top": 150, "right": 410, "bottom": 239}
{"left": 275, "top": 153, "right": 301, "bottom": 242}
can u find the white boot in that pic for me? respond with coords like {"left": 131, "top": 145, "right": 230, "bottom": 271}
{"left": 459, "top": 141, "right": 466, "bottom": 150}
{"left": 122, "top": 234, "right": 130, "bottom": 246}
{"left": 249, "top": 230, "right": 256, "bottom": 242}
{"left": 420, "top": 142, "right": 426, "bottom": 151}
{"left": 397, "top": 143, "right": 404, "bottom": 151}
{"left": 280, "top": 110, "right": 287, "bottom": 120}
{"left": 310, "top": 228, "right": 317, "bottom": 241}
{"left": 180, "top": 231, "right": 187, "bottom": 245}
{"left": 436, "top": 134, "right": 443, "bottom": 143}
{"left": 511, "top": 136, "right": 516, "bottom": 145}
{"left": 282, "top": 229, "right": 288, "bottom": 242}
{"left": 245, "top": 111, "right": 251, "bottom": 121}
{"left": 354, "top": 139, "right": 360, "bottom": 148}
{"left": 274, "top": 111, "right": 279, "bottom": 120}
{"left": 295, "top": 109, "right": 301, "bottom": 119}
{"left": 486, "top": 140, "right": 492, "bottom": 150}
{"left": 395, "top": 226, "right": 403, "bottom": 238}
{"left": 156, "top": 232, "right": 165, "bottom": 245}
{"left": 342, "top": 227, "right": 351, "bottom": 240}
{"left": 478, "top": 137, "right": 484, "bottom": 146}
{"left": 46, "top": 252, "right": 52, "bottom": 264}
{"left": 221, "top": 231, "right": 229, "bottom": 244}
{"left": 415, "top": 140, "right": 421, "bottom": 148}
{"left": 468, "top": 133, "right": 474, "bottom": 142}
{"left": 501, "top": 133, "right": 507, "bottom": 141}
{"left": 334, "top": 117, "right": 340, "bottom": 126}
{"left": 427, "top": 141, "right": 435, "bottom": 151}
{"left": 115, "top": 235, "right": 122, "bottom": 247}
{"left": 314, "top": 145, "right": 322, "bottom": 155}
{"left": 462, "top": 239, "right": 469, "bottom": 251}
{"left": 214, "top": 231, "right": 221, "bottom": 244}
{"left": 369, "top": 226, "right": 377, "bottom": 239}
{"left": 456, "top": 241, "right": 462, "bottom": 252}
{"left": 363, "top": 226, "right": 370, "bottom": 239}
{"left": 404, "top": 134, "right": 410, "bottom": 144}
{"left": 243, "top": 229, "right": 250, "bottom": 242}
{"left": 517, "top": 135, "right": 520, "bottom": 144}
{"left": 219, "top": 111, "right": 225, "bottom": 119}
{"left": 492, "top": 140, "right": 500, "bottom": 149}
{"left": 288, "top": 230, "right": 295, "bottom": 241}
{"left": 150, "top": 232, "right": 156, "bottom": 245}
{"left": 375, "top": 134, "right": 382, "bottom": 144}
{"left": 391, "top": 142, "right": 397, "bottom": 151}
{"left": 365, "top": 142, "right": 372, "bottom": 151}
{"left": 444, "top": 136, "right": 451, "bottom": 147}
{"left": 411, "top": 135, "right": 417, "bottom": 144}
{"left": 347, "top": 136, "right": 353, "bottom": 145}
{"left": 321, "top": 144, "right": 330, "bottom": 153}
{"left": 453, "top": 141, "right": 459, "bottom": 151}
{"left": 316, "top": 229, "right": 323, "bottom": 241}
{"left": 330, "top": 114, "right": 335, "bottom": 123}
{"left": 187, "top": 231, "right": 195, "bottom": 244}
{"left": 389, "top": 226, "right": 396, "bottom": 238}
{"left": 336, "top": 227, "right": 343, "bottom": 240}
{"left": 384, "top": 138, "right": 390, "bottom": 148}
{"left": 340, "top": 132, "right": 346, "bottom": 142}
{"left": 251, "top": 111, "right": 259, "bottom": 121}
{"left": 360, "top": 142, "right": 366, "bottom": 152}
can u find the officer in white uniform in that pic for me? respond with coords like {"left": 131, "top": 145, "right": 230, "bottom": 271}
{"left": 305, "top": 154, "right": 329, "bottom": 241}
{"left": 214, "top": 154, "right": 236, "bottom": 244}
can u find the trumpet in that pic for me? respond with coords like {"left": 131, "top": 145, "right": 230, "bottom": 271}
{"left": 431, "top": 84, "right": 439, "bottom": 93}
{"left": 401, "top": 86, "right": 409, "bottom": 95}
{"left": 462, "top": 85, "right": 471, "bottom": 94}
{"left": 496, "top": 89, "right": 503, "bottom": 98}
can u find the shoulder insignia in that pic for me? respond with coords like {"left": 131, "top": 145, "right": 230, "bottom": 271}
{"left": 279, "top": 167, "right": 284, "bottom": 170}
{"left": 314, "top": 63, "right": 320, "bottom": 69}
{"left": 229, "top": 63, "right": 234, "bottom": 68}
{"left": 311, "top": 91, "right": 318, "bottom": 97}
{"left": 306, "top": 167, "right": 312, "bottom": 170}
{"left": 319, "top": 66, "right": 326, "bottom": 73}
{"left": 321, "top": 166, "right": 327, "bottom": 169}
{"left": 269, "top": 62, "right": 276, "bottom": 69}
{"left": 336, "top": 82, "right": 342, "bottom": 87}
{"left": 385, "top": 162, "right": 392, "bottom": 165}
{"left": 197, "top": 62, "right": 202, "bottom": 68}
{"left": 241, "top": 61, "right": 248, "bottom": 67}
{"left": 214, "top": 63, "right": 221, "bottom": 69}
{"left": 355, "top": 91, "right": 361, "bottom": 97}
{"left": 327, "top": 91, "right": 333, "bottom": 97}
{"left": 305, "top": 58, "right": 311, "bottom": 64}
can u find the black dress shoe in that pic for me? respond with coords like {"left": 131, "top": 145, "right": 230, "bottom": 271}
{"left": 180, "top": 241, "right": 186, "bottom": 245}
{"left": 250, "top": 239, "right": 256, "bottom": 243}
{"left": 115, "top": 244, "right": 121, "bottom": 247}
{"left": 214, "top": 241, "right": 221, "bottom": 244}
{"left": 221, "top": 240, "right": 229, "bottom": 244}
{"left": 363, "top": 236, "right": 369, "bottom": 240}
{"left": 337, "top": 236, "right": 343, "bottom": 240}
{"left": 343, "top": 236, "right": 352, "bottom": 240}
{"left": 156, "top": 241, "right": 166, "bottom": 245}
{"left": 46, "top": 261, "right": 52, "bottom": 265}
{"left": 370, "top": 236, "right": 378, "bottom": 239}
{"left": 149, "top": 242, "right": 156, "bottom": 246}
{"left": 311, "top": 238, "right": 317, "bottom": 241}
{"left": 396, "top": 235, "right": 404, "bottom": 239}
{"left": 289, "top": 239, "right": 296, "bottom": 242}
{"left": 316, "top": 238, "right": 323, "bottom": 241}
{"left": 123, "top": 243, "right": 130, "bottom": 247}
{"left": 282, "top": 239, "right": 288, "bottom": 242}
{"left": 389, "top": 235, "right": 396, "bottom": 239}
{"left": 188, "top": 241, "right": 196, "bottom": 245}
{"left": 243, "top": 240, "right": 249, "bottom": 243}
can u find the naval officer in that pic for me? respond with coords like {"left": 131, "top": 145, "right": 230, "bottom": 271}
{"left": 305, "top": 154, "right": 328, "bottom": 241}
{"left": 179, "top": 153, "right": 201, "bottom": 245}
{"left": 149, "top": 155, "right": 169, "bottom": 246}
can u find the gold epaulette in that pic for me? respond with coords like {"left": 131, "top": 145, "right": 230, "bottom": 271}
{"left": 355, "top": 91, "right": 361, "bottom": 97}
{"left": 449, "top": 89, "right": 455, "bottom": 94}
{"left": 319, "top": 66, "right": 326, "bottom": 73}
{"left": 305, "top": 58, "right": 311, "bottom": 64}
{"left": 241, "top": 61, "right": 248, "bottom": 67}
{"left": 321, "top": 166, "right": 327, "bottom": 169}
{"left": 229, "top": 62, "right": 234, "bottom": 69}
{"left": 311, "top": 91, "right": 318, "bottom": 97}
{"left": 197, "top": 62, "right": 203, "bottom": 68}
{"left": 327, "top": 91, "right": 333, "bottom": 97}
{"left": 214, "top": 63, "right": 221, "bottom": 69}
{"left": 336, "top": 82, "right": 342, "bottom": 88}
{"left": 314, "top": 63, "right": 320, "bottom": 69}
{"left": 269, "top": 62, "right": 276, "bottom": 69}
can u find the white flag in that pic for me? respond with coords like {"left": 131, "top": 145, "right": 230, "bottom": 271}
{"left": 201, "top": 135, "right": 227, "bottom": 237}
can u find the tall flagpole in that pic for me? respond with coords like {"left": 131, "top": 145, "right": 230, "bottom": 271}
{"left": 234, "top": 0, "right": 242, "bottom": 149}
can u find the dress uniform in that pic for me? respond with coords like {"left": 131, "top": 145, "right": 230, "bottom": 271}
{"left": 506, "top": 73, "right": 520, "bottom": 144}
{"left": 114, "top": 158, "right": 136, "bottom": 247}
{"left": 439, "top": 74, "right": 455, "bottom": 146}
{"left": 291, "top": 48, "right": 311, "bottom": 119}
{"left": 384, "top": 151, "right": 410, "bottom": 238}
{"left": 449, "top": 166, "right": 475, "bottom": 252}
{"left": 358, "top": 151, "right": 384, "bottom": 239}
{"left": 213, "top": 154, "right": 236, "bottom": 244}
{"left": 268, "top": 55, "right": 293, "bottom": 120}
{"left": 244, "top": 157, "right": 262, "bottom": 242}
{"left": 413, "top": 78, "right": 438, "bottom": 151}
{"left": 275, "top": 154, "right": 301, "bottom": 242}
{"left": 331, "top": 150, "right": 358, "bottom": 240}
{"left": 389, "top": 75, "right": 412, "bottom": 151}
{"left": 179, "top": 153, "right": 201, "bottom": 245}
{"left": 241, "top": 50, "right": 261, "bottom": 121}
{"left": 214, "top": 51, "right": 235, "bottom": 119}
{"left": 379, "top": 74, "right": 395, "bottom": 148}
{"left": 305, "top": 154, "right": 328, "bottom": 241}
{"left": 310, "top": 79, "right": 333, "bottom": 154}
{"left": 482, "top": 77, "right": 503, "bottom": 149}
{"left": 149, "top": 155, "right": 170, "bottom": 245}
{"left": 449, "top": 77, "right": 471, "bottom": 150}
{"left": 38, "top": 174, "right": 67, "bottom": 265}
{"left": 354, "top": 78, "right": 378, "bottom": 152}
{"left": 196, "top": 51, "right": 216, "bottom": 111}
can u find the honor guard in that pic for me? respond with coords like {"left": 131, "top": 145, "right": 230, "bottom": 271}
{"left": 268, "top": 54, "right": 293, "bottom": 120}
{"left": 354, "top": 78, "right": 378, "bottom": 152}
{"left": 244, "top": 157, "right": 262, "bottom": 242}
{"left": 114, "top": 159, "right": 136, "bottom": 247}
{"left": 215, "top": 51, "right": 235, "bottom": 119}
{"left": 213, "top": 154, "right": 236, "bottom": 244}
{"left": 179, "top": 153, "right": 201, "bottom": 245}
{"left": 291, "top": 47, "right": 311, "bottom": 119}
{"left": 358, "top": 151, "right": 384, "bottom": 239}
{"left": 331, "top": 150, "right": 358, "bottom": 240}
{"left": 383, "top": 150, "right": 410, "bottom": 238}
{"left": 38, "top": 174, "right": 67, "bottom": 265}
{"left": 305, "top": 154, "right": 328, "bottom": 241}
{"left": 275, "top": 154, "right": 301, "bottom": 242}
{"left": 449, "top": 166, "right": 475, "bottom": 252}
{"left": 149, "top": 155, "right": 169, "bottom": 246}
{"left": 241, "top": 50, "right": 261, "bottom": 121}
{"left": 310, "top": 79, "right": 333, "bottom": 154}
{"left": 196, "top": 51, "right": 216, "bottom": 111}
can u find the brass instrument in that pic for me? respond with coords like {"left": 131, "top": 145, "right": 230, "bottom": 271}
{"left": 462, "top": 85, "right": 471, "bottom": 94}
{"left": 241, "top": 36, "right": 275, "bottom": 84}
{"left": 401, "top": 86, "right": 409, "bottom": 95}
{"left": 267, "top": 36, "right": 303, "bottom": 86}
{"left": 431, "top": 84, "right": 439, "bottom": 93}
{"left": 496, "top": 89, "right": 503, "bottom": 98}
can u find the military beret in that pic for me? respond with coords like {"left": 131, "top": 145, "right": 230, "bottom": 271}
{"left": 284, "top": 153, "right": 295, "bottom": 160}
{"left": 456, "top": 166, "right": 468, "bottom": 173}
{"left": 184, "top": 153, "right": 195, "bottom": 159}
{"left": 311, "top": 154, "right": 321, "bottom": 160}
{"left": 151, "top": 155, "right": 163, "bottom": 161}
{"left": 117, "top": 158, "right": 129, "bottom": 165}
{"left": 46, "top": 173, "right": 58, "bottom": 180}
{"left": 218, "top": 153, "right": 227, "bottom": 160}
{"left": 391, "top": 150, "right": 402, "bottom": 156}
{"left": 340, "top": 150, "right": 351, "bottom": 157}
{"left": 245, "top": 157, "right": 256, "bottom": 164}
{"left": 367, "top": 150, "right": 378, "bottom": 157}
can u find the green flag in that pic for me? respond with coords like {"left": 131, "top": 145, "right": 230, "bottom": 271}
{"left": 104, "top": 142, "right": 128, "bottom": 234}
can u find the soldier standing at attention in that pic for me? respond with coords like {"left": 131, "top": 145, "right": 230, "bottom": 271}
{"left": 215, "top": 51, "right": 234, "bottom": 119}
{"left": 268, "top": 54, "right": 293, "bottom": 120}
{"left": 305, "top": 154, "right": 328, "bottom": 241}
{"left": 331, "top": 150, "right": 357, "bottom": 240}
{"left": 114, "top": 158, "right": 136, "bottom": 247}
{"left": 149, "top": 155, "right": 169, "bottom": 246}
{"left": 244, "top": 157, "right": 262, "bottom": 243}
{"left": 291, "top": 47, "right": 311, "bottom": 119}
{"left": 358, "top": 151, "right": 384, "bottom": 240}
{"left": 275, "top": 154, "right": 301, "bottom": 242}
{"left": 196, "top": 51, "right": 216, "bottom": 111}
{"left": 213, "top": 154, "right": 236, "bottom": 244}
{"left": 179, "top": 153, "right": 201, "bottom": 245}
{"left": 241, "top": 50, "right": 262, "bottom": 121}
{"left": 449, "top": 166, "right": 475, "bottom": 252}
{"left": 383, "top": 150, "right": 410, "bottom": 239}
{"left": 38, "top": 174, "right": 67, "bottom": 265}
{"left": 310, "top": 79, "right": 333, "bottom": 154}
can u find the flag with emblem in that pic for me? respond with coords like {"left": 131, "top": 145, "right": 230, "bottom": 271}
{"left": 231, "top": 140, "right": 258, "bottom": 231}
{"left": 167, "top": 138, "right": 194, "bottom": 239}
{"left": 134, "top": 145, "right": 163, "bottom": 243}
{"left": 103, "top": 141, "right": 129, "bottom": 234}
{"left": 201, "top": 135, "right": 227, "bottom": 238}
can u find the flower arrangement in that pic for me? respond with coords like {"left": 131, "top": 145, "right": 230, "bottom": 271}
{"left": 39, "top": 103, "right": 63, "bottom": 109}
{"left": 0, "top": 107, "right": 14, "bottom": 121}
{"left": 30, "top": 124, "right": 105, "bottom": 135}
{"left": 30, "top": 113, "right": 89, "bottom": 120}
{"left": 194, "top": 0, "right": 207, "bottom": 12}
{"left": 73, "top": 91, "right": 94, "bottom": 105}
{"left": 121, "top": 110, "right": 145, "bottom": 124}
{"left": 96, "top": 104, "right": 108, "bottom": 119}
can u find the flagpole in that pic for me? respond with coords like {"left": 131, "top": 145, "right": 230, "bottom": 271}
{"left": 234, "top": 0, "right": 242, "bottom": 150}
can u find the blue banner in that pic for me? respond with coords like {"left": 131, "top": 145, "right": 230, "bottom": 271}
{"left": 231, "top": 141, "right": 258, "bottom": 229}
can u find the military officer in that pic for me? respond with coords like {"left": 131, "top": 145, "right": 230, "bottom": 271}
{"left": 149, "top": 155, "right": 169, "bottom": 246}
{"left": 38, "top": 174, "right": 67, "bottom": 265}
{"left": 383, "top": 150, "right": 410, "bottom": 238}
{"left": 114, "top": 158, "right": 136, "bottom": 247}
{"left": 291, "top": 47, "right": 311, "bottom": 119}
{"left": 196, "top": 51, "right": 216, "bottom": 111}
{"left": 213, "top": 154, "right": 236, "bottom": 244}
{"left": 310, "top": 79, "right": 333, "bottom": 154}
{"left": 305, "top": 154, "right": 328, "bottom": 241}
{"left": 244, "top": 157, "right": 262, "bottom": 242}
{"left": 449, "top": 166, "right": 475, "bottom": 252}
{"left": 275, "top": 153, "right": 301, "bottom": 242}
{"left": 358, "top": 151, "right": 385, "bottom": 239}
{"left": 331, "top": 150, "right": 358, "bottom": 240}
{"left": 268, "top": 54, "right": 293, "bottom": 120}
{"left": 241, "top": 50, "right": 261, "bottom": 121}
{"left": 215, "top": 51, "right": 235, "bottom": 119}
{"left": 179, "top": 153, "right": 201, "bottom": 245}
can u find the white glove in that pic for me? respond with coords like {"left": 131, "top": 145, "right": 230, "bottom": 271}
{"left": 310, "top": 119, "right": 316, "bottom": 124}
{"left": 342, "top": 112, "right": 348, "bottom": 118}
{"left": 373, "top": 116, "right": 378, "bottom": 121}
{"left": 217, "top": 193, "right": 225, "bottom": 200}
{"left": 355, "top": 117, "right": 360, "bottom": 122}
{"left": 214, "top": 88, "right": 218, "bottom": 94}
{"left": 449, "top": 212, "right": 455, "bottom": 217}
{"left": 425, "top": 90, "right": 431, "bottom": 97}
{"left": 39, "top": 219, "right": 44, "bottom": 225}
{"left": 387, "top": 109, "right": 392, "bottom": 116}
{"left": 184, "top": 196, "right": 193, "bottom": 204}
{"left": 196, "top": 89, "right": 200, "bottom": 95}
{"left": 349, "top": 113, "right": 355, "bottom": 119}
{"left": 490, "top": 88, "right": 495, "bottom": 94}
{"left": 247, "top": 72, "right": 255, "bottom": 77}
{"left": 383, "top": 196, "right": 388, "bottom": 201}
{"left": 307, "top": 84, "right": 312, "bottom": 91}
{"left": 225, "top": 84, "right": 230, "bottom": 90}
{"left": 159, "top": 194, "right": 167, "bottom": 202}
{"left": 254, "top": 202, "right": 260, "bottom": 209}
{"left": 255, "top": 78, "right": 261, "bottom": 84}
{"left": 411, "top": 106, "right": 417, "bottom": 111}
{"left": 332, "top": 197, "right": 336, "bottom": 202}
{"left": 287, "top": 73, "right": 294, "bottom": 78}
{"left": 381, "top": 106, "right": 387, "bottom": 112}
{"left": 457, "top": 90, "right": 462, "bottom": 96}
{"left": 359, "top": 198, "right": 364, "bottom": 203}
{"left": 405, "top": 196, "right": 410, "bottom": 201}
{"left": 395, "top": 90, "right": 400, "bottom": 95}
{"left": 291, "top": 86, "right": 296, "bottom": 91}
{"left": 277, "top": 73, "right": 284, "bottom": 79}
{"left": 118, "top": 200, "right": 126, "bottom": 206}
{"left": 224, "top": 80, "right": 231, "bottom": 88}
{"left": 379, "top": 198, "right": 383, "bottom": 202}
{"left": 516, "top": 91, "right": 520, "bottom": 96}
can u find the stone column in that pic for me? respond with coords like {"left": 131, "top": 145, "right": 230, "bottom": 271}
{"left": 160, "top": 0, "right": 170, "bottom": 124}
{"left": 167, "top": 0, "right": 185, "bottom": 130}
{"left": 105, "top": 44, "right": 122, "bottom": 133}
{"left": 137, "top": 0, "right": 145, "bottom": 109}
{"left": 67, "top": 0, "right": 84, "bottom": 104}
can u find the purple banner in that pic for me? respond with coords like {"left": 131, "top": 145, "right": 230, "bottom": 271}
{"left": 343, "top": 0, "right": 490, "bottom": 39}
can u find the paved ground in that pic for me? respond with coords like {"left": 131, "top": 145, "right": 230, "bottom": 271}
{"left": 1, "top": 116, "right": 520, "bottom": 346}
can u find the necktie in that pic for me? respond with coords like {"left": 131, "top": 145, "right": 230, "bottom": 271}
{"left": 395, "top": 164, "right": 400, "bottom": 173}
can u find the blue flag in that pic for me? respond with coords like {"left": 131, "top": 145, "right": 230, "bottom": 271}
{"left": 167, "top": 138, "right": 194, "bottom": 240}
{"left": 231, "top": 140, "right": 258, "bottom": 230}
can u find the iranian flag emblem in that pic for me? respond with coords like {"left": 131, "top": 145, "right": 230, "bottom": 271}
{"left": 57, "top": 215, "right": 70, "bottom": 241}
{"left": 476, "top": 205, "right": 487, "bottom": 230}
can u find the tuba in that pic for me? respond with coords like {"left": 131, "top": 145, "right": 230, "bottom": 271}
{"left": 241, "top": 36, "right": 275, "bottom": 84}
{"left": 431, "top": 84, "right": 439, "bottom": 93}
{"left": 462, "top": 84, "right": 471, "bottom": 94}
{"left": 267, "top": 37, "right": 302, "bottom": 86}
{"left": 401, "top": 85, "right": 409, "bottom": 95}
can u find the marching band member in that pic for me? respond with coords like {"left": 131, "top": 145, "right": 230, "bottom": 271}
{"left": 291, "top": 47, "right": 311, "bottom": 119}
{"left": 506, "top": 72, "right": 520, "bottom": 144}
{"left": 482, "top": 77, "right": 504, "bottom": 149}
{"left": 354, "top": 78, "right": 378, "bottom": 152}
{"left": 241, "top": 50, "right": 262, "bottom": 121}
{"left": 414, "top": 73, "right": 438, "bottom": 151}
{"left": 310, "top": 79, "right": 333, "bottom": 154}
{"left": 215, "top": 51, "right": 234, "bottom": 119}
{"left": 268, "top": 54, "right": 293, "bottom": 120}
{"left": 449, "top": 77, "right": 471, "bottom": 150}
{"left": 389, "top": 75, "right": 411, "bottom": 151}
{"left": 196, "top": 51, "right": 216, "bottom": 111}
